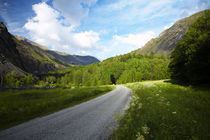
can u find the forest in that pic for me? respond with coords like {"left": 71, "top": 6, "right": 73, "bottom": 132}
{"left": 2, "top": 54, "right": 170, "bottom": 88}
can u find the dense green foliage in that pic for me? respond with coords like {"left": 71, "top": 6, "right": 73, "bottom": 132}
{"left": 3, "top": 72, "right": 34, "bottom": 88}
{"left": 0, "top": 86, "right": 113, "bottom": 130}
{"left": 112, "top": 80, "right": 210, "bottom": 139}
{"left": 49, "top": 54, "right": 170, "bottom": 87}
{"left": 169, "top": 10, "right": 210, "bottom": 84}
{"left": 0, "top": 53, "right": 169, "bottom": 88}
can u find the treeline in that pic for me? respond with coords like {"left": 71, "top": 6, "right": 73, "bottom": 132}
{"left": 1, "top": 54, "right": 170, "bottom": 88}
{"left": 44, "top": 54, "right": 170, "bottom": 87}
{"left": 1, "top": 71, "right": 34, "bottom": 88}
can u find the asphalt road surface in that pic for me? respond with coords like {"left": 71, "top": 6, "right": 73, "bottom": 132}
{"left": 0, "top": 85, "right": 131, "bottom": 140}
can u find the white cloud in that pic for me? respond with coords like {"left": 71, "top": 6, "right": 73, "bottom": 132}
{"left": 52, "top": 0, "right": 97, "bottom": 26}
{"left": 107, "top": 0, "right": 143, "bottom": 11}
{"left": 113, "top": 31, "right": 155, "bottom": 48}
{"left": 24, "top": 2, "right": 100, "bottom": 54}
{"left": 94, "top": 31, "right": 156, "bottom": 60}
{"left": 163, "top": 22, "right": 173, "bottom": 30}
{"left": 99, "top": 0, "right": 174, "bottom": 22}
{"left": 73, "top": 31, "right": 99, "bottom": 48}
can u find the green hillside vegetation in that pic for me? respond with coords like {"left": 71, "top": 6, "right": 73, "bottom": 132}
{"left": 133, "top": 10, "right": 208, "bottom": 55}
{"left": 112, "top": 80, "right": 210, "bottom": 139}
{"left": 46, "top": 54, "right": 170, "bottom": 87}
{"left": 169, "top": 10, "right": 210, "bottom": 85}
{"left": 16, "top": 36, "right": 100, "bottom": 66}
{"left": 0, "top": 86, "right": 113, "bottom": 130}
{"left": 14, "top": 38, "right": 66, "bottom": 65}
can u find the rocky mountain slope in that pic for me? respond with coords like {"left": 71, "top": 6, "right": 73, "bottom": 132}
{"left": 0, "top": 22, "right": 99, "bottom": 76}
{"left": 16, "top": 37, "right": 100, "bottom": 65}
{"left": 133, "top": 9, "right": 209, "bottom": 55}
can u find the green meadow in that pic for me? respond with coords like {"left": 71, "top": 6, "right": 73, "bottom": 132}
{"left": 112, "top": 80, "right": 210, "bottom": 139}
{"left": 0, "top": 86, "right": 113, "bottom": 130}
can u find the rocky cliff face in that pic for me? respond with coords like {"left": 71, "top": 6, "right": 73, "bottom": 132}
{"left": 134, "top": 10, "right": 208, "bottom": 55}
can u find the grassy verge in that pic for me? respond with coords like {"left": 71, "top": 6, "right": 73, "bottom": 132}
{"left": 0, "top": 86, "right": 114, "bottom": 130}
{"left": 112, "top": 80, "right": 210, "bottom": 139}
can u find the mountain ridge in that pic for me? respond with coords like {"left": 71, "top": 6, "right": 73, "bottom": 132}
{"left": 16, "top": 36, "right": 100, "bottom": 66}
{"left": 133, "top": 9, "right": 209, "bottom": 55}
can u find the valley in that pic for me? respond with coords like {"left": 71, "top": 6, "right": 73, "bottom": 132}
{"left": 0, "top": 4, "right": 209, "bottom": 140}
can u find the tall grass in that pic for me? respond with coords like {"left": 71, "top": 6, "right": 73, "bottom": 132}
{"left": 112, "top": 80, "right": 210, "bottom": 139}
{"left": 0, "top": 86, "right": 113, "bottom": 130}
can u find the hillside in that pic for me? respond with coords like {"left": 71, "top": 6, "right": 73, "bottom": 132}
{"left": 133, "top": 9, "right": 209, "bottom": 55}
{"left": 46, "top": 51, "right": 100, "bottom": 65}
{"left": 0, "top": 22, "right": 100, "bottom": 76}
{"left": 16, "top": 36, "right": 100, "bottom": 66}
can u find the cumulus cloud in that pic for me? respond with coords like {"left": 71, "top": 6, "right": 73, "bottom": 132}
{"left": 24, "top": 2, "right": 100, "bottom": 54}
{"left": 97, "top": 31, "right": 155, "bottom": 59}
{"left": 52, "top": 0, "right": 97, "bottom": 26}
{"left": 113, "top": 31, "right": 155, "bottom": 48}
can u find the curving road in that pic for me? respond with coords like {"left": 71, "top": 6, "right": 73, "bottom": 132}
{"left": 0, "top": 85, "right": 131, "bottom": 140}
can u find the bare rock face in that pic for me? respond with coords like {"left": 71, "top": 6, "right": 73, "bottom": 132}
{"left": 134, "top": 10, "right": 207, "bottom": 55}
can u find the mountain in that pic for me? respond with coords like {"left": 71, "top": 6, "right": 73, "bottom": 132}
{"left": 44, "top": 51, "right": 100, "bottom": 65}
{"left": 0, "top": 22, "right": 67, "bottom": 75}
{"left": 133, "top": 9, "right": 209, "bottom": 55}
{"left": 16, "top": 37, "right": 100, "bottom": 66}
{"left": 0, "top": 22, "right": 99, "bottom": 76}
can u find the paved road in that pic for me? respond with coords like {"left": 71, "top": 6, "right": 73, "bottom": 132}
{"left": 0, "top": 85, "right": 131, "bottom": 140}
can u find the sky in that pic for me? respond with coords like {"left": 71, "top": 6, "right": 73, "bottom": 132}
{"left": 0, "top": 0, "right": 209, "bottom": 60}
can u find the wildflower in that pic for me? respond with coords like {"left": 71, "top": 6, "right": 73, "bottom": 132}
{"left": 136, "top": 132, "right": 144, "bottom": 140}
{"left": 160, "top": 97, "right": 166, "bottom": 102}
{"left": 142, "top": 124, "right": 150, "bottom": 135}
{"left": 172, "top": 112, "right": 176, "bottom": 114}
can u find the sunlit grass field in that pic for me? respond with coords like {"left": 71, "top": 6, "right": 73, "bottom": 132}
{"left": 0, "top": 86, "right": 114, "bottom": 130}
{"left": 112, "top": 80, "right": 210, "bottom": 139}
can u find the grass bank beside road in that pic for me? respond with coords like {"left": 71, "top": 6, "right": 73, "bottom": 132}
{"left": 112, "top": 80, "right": 210, "bottom": 139}
{"left": 0, "top": 86, "right": 114, "bottom": 130}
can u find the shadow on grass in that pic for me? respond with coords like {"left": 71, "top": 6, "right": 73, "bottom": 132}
{"left": 164, "top": 79, "right": 210, "bottom": 91}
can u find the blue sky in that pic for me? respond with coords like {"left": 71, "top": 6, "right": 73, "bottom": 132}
{"left": 0, "top": 0, "right": 209, "bottom": 60}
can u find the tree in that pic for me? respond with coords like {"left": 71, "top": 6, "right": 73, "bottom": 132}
{"left": 5, "top": 71, "right": 18, "bottom": 87}
{"left": 22, "top": 74, "right": 34, "bottom": 86}
{"left": 73, "top": 70, "right": 83, "bottom": 86}
{"left": 169, "top": 10, "right": 210, "bottom": 84}
{"left": 45, "top": 76, "right": 56, "bottom": 84}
